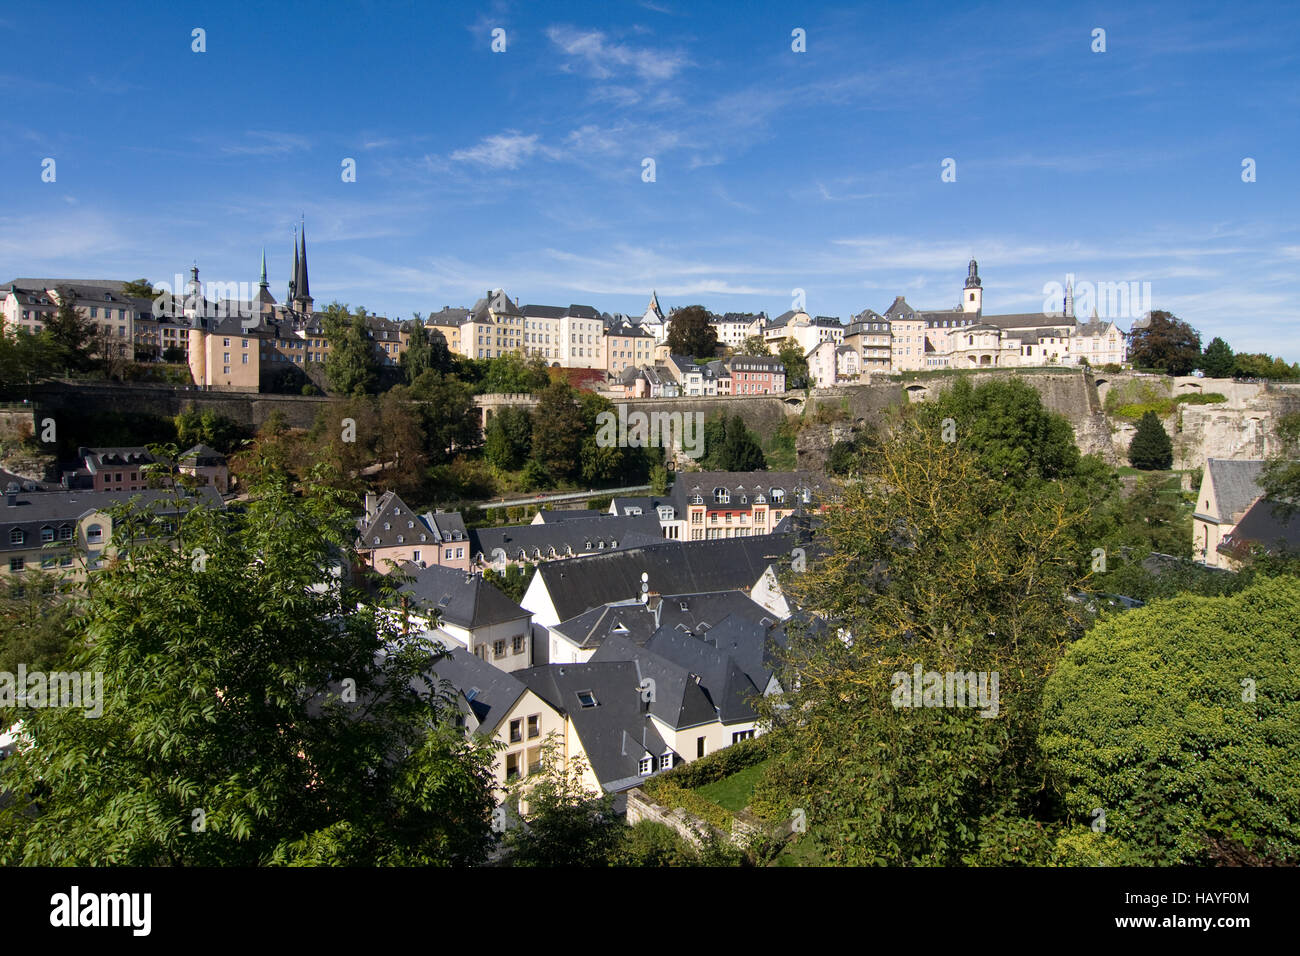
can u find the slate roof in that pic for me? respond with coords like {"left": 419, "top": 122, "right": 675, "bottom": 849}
{"left": 979, "top": 311, "right": 1071, "bottom": 330}
{"left": 641, "top": 628, "right": 762, "bottom": 724}
{"left": 427, "top": 650, "right": 528, "bottom": 736}
{"left": 533, "top": 509, "right": 603, "bottom": 523}
{"left": 553, "top": 601, "right": 661, "bottom": 651}
{"left": 471, "top": 513, "right": 662, "bottom": 562}
{"left": 608, "top": 496, "right": 673, "bottom": 517}
{"left": 179, "top": 444, "right": 225, "bottom": 467}
{"left": 426, "top": 307, "right": 469, "bottom": 327}
{"left": 589, "top": 634, "right": 720, "bottom": 729}
{"left": 469, "top": 289, "right": 522, "bottom": 319}
{"left": 357, "top": 491, "right": 469, "bottom": 550}
{"left": 0, "top": 487, "right": 225, "bottom": 554}
{"left": 396, "top": 562, "right": 530, "bottom": 630}
{"left": 669, "top": 470, "right": 830, "bottom": 514}
{"left": 1206, "top": 459, "right": 1266, "bottom": 522}
{"left": 533, "top": 533, "right": 794, "bottom": 623}
{"left": 82, "top": 446, "right": 155, "bottom": 474}
{"left": 1218, "top": 498, "right": 1300, "bottom": 560}
{"left": 516, "top": 661, "right": 669, "bottom": 790}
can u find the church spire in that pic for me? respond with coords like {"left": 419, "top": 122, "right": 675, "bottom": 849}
{"left": 294, "top": 221, "right": 312, "bottom": 313}
{"left": 259, "top": 248, "right": 268, "bottom": 289}
{"left": 1064, "top": 278, "right": 1075, "bottom": 318}
{"left": 288, "top": 227, "right": 299, "bottom": 308}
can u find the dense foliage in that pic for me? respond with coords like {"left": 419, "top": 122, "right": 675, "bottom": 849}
{"left": 1040, "top": 577, "right": 1300, "bottom": 864}
{"left": 0, "top": 472, "right": 498, "bottom": 865}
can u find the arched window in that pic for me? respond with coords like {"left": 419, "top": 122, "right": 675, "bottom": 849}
{"left": 770, "top": 488, "right": 785, "bottom": 504}
{"left": 713, "top": 487, "right": 730, "bottom": 504}
{"left": 86, "top": 524, "right": 104, "bottom": 544}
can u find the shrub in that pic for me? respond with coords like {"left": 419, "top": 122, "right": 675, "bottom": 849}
{"left": 648, "top": 736, "right": 768, "bottom": 791}
{"left": 1040, "top": 577, "right": 1300, "bottom": 865}
{"left": 1128, "top": 411, "right": 1173, "bottom": 470}
{"left": 641, "top": 779, "right": 734, "bottom": 831}
{"left": 613, "top": 821, "right": 698, "bottom": 867}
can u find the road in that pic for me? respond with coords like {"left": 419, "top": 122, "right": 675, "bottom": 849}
{"left": 472, "top": 484, "right": 653, "bottom": 511}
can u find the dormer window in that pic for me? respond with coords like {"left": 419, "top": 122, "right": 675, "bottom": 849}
{"left": 419, "top": 534, "right": 426, "bottom": 542}
{"left": 383, "top": 522, "right": 390, "bottom": 530}
{"left": 713, "top": 487, "right": 730, "bottom": 504}
{"left": 770, "top": 488, "right": 785, "bottom": 504}
{"left": 396, "top": 535, "right": 404, "bottom": 544}
{"left": 9, "top": 529, "right": 23, "bottom": 545}
{"left": 638, "top": 757, "right": 653, "bottom": 775}
{"left": 407, "top": 521, "right": 414, "bottom": 528}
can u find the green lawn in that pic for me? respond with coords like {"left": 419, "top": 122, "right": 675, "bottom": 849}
{"left": 772, "top": 834, "right": 828, "bottom": 867}
{"left": 693, "top": 759, "right": 770, "bottom": 813}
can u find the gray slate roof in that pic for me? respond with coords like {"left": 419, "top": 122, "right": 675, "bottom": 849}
{"left": 396, "top": 562, "right": 530, "bottom": 630}
{"left": 428, "top": 650, "right": 528, "bottom": 736}
{"left": 533, "top": 533, "right": 794, "bottom": 623}
{"left": 1219, "top": 498, "right": 1300, "bottom": 559}
{"left": 1207, "top": 459, "right": 1266, "bottom": 522}
{"left": 533, "top": 509, "right": 602, "bottom": 523}
{"left": 470, "top": 513, "right": 662, "bottom": 562}
{"left": 0, "top": 487, "right": 225, "bottom": 554}
{"left": 516, "top": 661, "right": 669, "bottom": 789}
{"left": 357, "top": 491, "right": 469, "bottom": 551}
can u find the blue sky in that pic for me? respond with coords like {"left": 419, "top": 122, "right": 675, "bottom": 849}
{"left": 2, "top": 0, "right": 1297, "bottom": 358}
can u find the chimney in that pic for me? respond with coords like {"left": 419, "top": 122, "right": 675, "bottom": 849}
{"left": 364, "top": 492, "right": 379, "bottom": 521}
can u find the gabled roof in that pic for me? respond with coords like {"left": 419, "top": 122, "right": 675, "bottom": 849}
{"left": 533, "top": 533, "right": 794, "bottom": 623}
{"left": 516, "top": 660, "right": 669, "bottom": 789}
{"left": 396, "top": 562, "right": 530, "bottom": 630}
{"left": 1205, "top": 459, "right": 1266, "bottom": 522}
{"left": 426, "top": 307, "right": 470, "bottom": 327}
{"left": 0, "top": 487, "right": 225, "bottom": 553}
{"left": 553, "top": 601, "right": 660, "bottom": 650}
{"left": 179, "top": 444, "right": 225, "bottom": 466}
{"left": 1218, "top": 498, "right": 1300, "bottom": 560}
{"left": 641, "top": 628, "right": 761, "bottom": 724}
{"left": 608, "top": 496, "right": 673, "bottom": 516}
{"left": 356, "top": 490, "right": 468, "bottom": 551}
{"left": 978, "top": 311, "right": 1071, "bottom": 331}
{"left": 470, "top": 513, "right": 662, "bottom": 562}
{"left": 589, "top": 633, "right": 720, "bottom": 729}
{"left": 428, "top": 650, "right": 529, "bottom": 736}
{"left": 670, "top": 470, "right": 831, "bottom": 514}
{"left": 82, "top": 446, "right": 155, "bottom": 472}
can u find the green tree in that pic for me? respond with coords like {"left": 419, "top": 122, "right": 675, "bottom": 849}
{"left": 736, "top": 335, "right": 770, "bottom": 356}
{"left": 322, "top": 303, "right": 381, "bottom": 396}
{"left": 1128, "top": 411, "right": 1173, "bottom": 470}
{"left": 0, "top": 326, "right": 56, "bottom": 391}
{"left": 918, "top": 377, "right": 1081, "bottom": 487}
{"left": 719, "top": 415, "right": 766, "bottom": 471}
{"left": 1233, "top": 352, "right": 1300, "bottom": 381}
{"left": 119, "top": 279, "right": 156, "bottom": 299}
{"left": 649, "top": 464, "right": 669, "bottom": 495}
{"left": 0, "top": 571, "right": 76, "bottom": 673}
{"left": 44, "top": 286, "right": 96, "bottom": 373}
{"left": 506, "top": 741, "right": 624, "bottom": 866}
{"left": 481, "top": 353, "right": 550, "bottom": 395}
{"left": 483, "top": 564, "right": 533, "bottom": 604}
{"left": 1259, "top": 411, "right": 1300, "bottom": 510}
{"left": 484, "top": 405, "right": 533, "bottom": 471}
{"left": 666, "top": 306, "right": 719, "bottom": 359}
{"left": 1127, "top": 310, "right": 1201, "bottom": 376}
{"left": 400, "top": 316, "right": 434, "bottom": 384}
{"left": 406, "top": 370, "right": 482, "bottom": 465}
{"left": 1199, "top": 336, "right": 1235, "bottom": 378}
{"left": 0, "top": 473, "right": 498, "bottom": 865}
{"left": 777, "top": 339, "right": 808, "bottom": 390}
{"left": 1040, "top": 577, "right": 1300, "bottom": 864}
{"left": 531, "top": 381, "right": 584, "bottom": 483}
{"left": 174, "top": 405, "right": 247, "bottom": 455}
{"left": 752, "top": 418, "right": 1093, "bottom": 865}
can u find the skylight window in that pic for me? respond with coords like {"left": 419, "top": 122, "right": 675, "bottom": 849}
{"left": 577, "top": 690, "right": 598, "bottom": 709}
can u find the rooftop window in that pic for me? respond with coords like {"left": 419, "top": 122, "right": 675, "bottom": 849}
{"left": 577, "top": 690, "right": 598, "bottom": 709}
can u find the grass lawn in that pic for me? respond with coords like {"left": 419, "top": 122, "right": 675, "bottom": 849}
{"left": 772, "top": 834, "right": 828, "bottom": 867}
{"left": 692, "top": 759, "right": 770, "bottom": 813}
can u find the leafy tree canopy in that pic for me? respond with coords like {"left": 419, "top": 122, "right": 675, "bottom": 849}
{"left": 666, "top": 306, "right": 719, "bottom": 360}
{"left": 1127, "top": 310, "right": 1201, "bottom": 376}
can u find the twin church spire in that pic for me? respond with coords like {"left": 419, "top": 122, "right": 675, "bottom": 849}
{"left": 286, "top": 221, "right": 312, "bottom": 314}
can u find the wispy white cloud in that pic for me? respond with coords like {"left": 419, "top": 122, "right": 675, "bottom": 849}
{"left": 546, "top": 25, "right": 688, "bottom": 80}
{"left": 221, "top": 131, "right": 311, "bottom": 156}
{"left": 449, "top": 131, "right": 551, "bottom": 169}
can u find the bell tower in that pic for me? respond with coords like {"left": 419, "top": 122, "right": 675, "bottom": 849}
{"left": 962, "top": 259, "right": 982, "bottom": 314}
